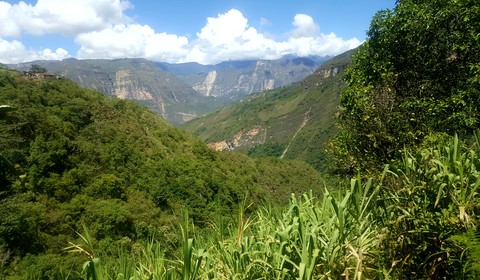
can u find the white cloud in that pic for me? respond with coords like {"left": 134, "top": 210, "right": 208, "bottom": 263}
{"left": 0, "top": 0, "right": 132, "bottom": 37}
{"left": 144, "top": 32, "right": 189, "bottom": 62}
{"left": 182, "top": 9, "right": 360, "bottom": 64}
{"left": 291, "top": 14, "right": 320, "bottom": 38}
{"left": 0, "top": 2, "right": 362, "bottom": 65}
{"left": 0, "top": 37, "right": 70, "bottom": 63}
{"left": 285, "top": 35, "right": 361, "bottom": 57}
{"left": 75, "top": 23, "right": 189, "bottom": 62}
{"left": 196, "top": 9, "right": 250, "bottom": 47}
{"left": 185, "top": 9, "right": 280, "bottom": 64}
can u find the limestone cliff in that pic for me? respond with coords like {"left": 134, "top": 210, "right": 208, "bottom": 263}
{"left": 8, "top": 58, "right": 209, "bottom": 124}
{"left": 207, "top": 126, "right": 266, "bottom": 151}
{"left": 193, "top": 70, "right": 218, "bottom": 96}
{"left": 114, "top": 70, "right": 154, "bottom": 100}
{"left": 168, "top": 57, "right": 322, "bottom": 99}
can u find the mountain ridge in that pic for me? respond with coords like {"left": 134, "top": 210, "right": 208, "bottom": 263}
{"left": 158, "top": 56, "right": 329, "bottom": 99}
{"left": 181, "top": 49, "right": 354, "bottom": 171}
{"left": 8, "top": 55, "right": 324, "bottom": 124}
{"left": 8, "top": 58, "right": 212, "bottom": 124}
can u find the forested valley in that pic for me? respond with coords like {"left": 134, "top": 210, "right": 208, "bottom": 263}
{"left": 1, "top": 0, "right": 480, "bottom": 279}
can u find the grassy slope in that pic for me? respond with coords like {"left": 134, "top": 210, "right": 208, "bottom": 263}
{"left": 181, "top": 49, "right": 354, "bottom": 172}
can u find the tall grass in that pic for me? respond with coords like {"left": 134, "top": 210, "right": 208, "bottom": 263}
{"left": 379, "top": 133, "right": 480, "bottom": 278}
{"left": 64, "top": 224, "right": 107, "bottom": 280}
{"left": 66, "top": 133, "right": 480, "bottom": 279}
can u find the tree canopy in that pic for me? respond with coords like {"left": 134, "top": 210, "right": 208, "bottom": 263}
{"left": 28, "top": 64, "right": 47, "bottom": 74}
{"left": 334, "top": 0, "right": 480, "bottom": 172}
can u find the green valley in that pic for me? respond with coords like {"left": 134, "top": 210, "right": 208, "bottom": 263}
{"left": 181, "top": 49, "right": 353, "bottom": 172}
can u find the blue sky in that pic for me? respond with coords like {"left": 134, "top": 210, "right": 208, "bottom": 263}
{"left": 0, "top": 0, "right": 395, "bottom": 64}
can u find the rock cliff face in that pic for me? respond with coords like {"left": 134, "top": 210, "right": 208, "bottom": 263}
{"left": 207, "top": 126, "right": 266, "bottom": 151}
{"left": 161, "top": 57, "right": 324, "bottom": 99}
{"left": 194, "top": 70, "right": 218, "bottom": 96}
{"left": 61, "top": 59, "right": 202, "bottom": 123}
{"left": 190, "top": 59, "right": 316, "bottom": 98}
{"left": 114, "top": 70, "right": 154, "bottom": 100}
{"left": 202, "top": 59, "right": 349, "bottom": 151}
{"left": 321, "top": 66, "right": 339, "bottom": 78}
{"left": 7, "top": 58, "right": 212, "bottom": 124}
{"left": 8, "top": 55, "right": 328, "bottom": 124}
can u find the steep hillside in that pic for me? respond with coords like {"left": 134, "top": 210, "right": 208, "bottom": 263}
{"left": 0, "top": 68, "right": 324, "bottom": 277}
{"left": 181, "top": 50, "right": 353, "bottom": 171}
{"left": 8, "top": 58, "right": 226, "bottom": 124}
{"left": 158, "top": 56, "right": 326, "bottom": 99}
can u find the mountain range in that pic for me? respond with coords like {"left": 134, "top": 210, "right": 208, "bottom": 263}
{"left": 7, "top": 55, "right": 324, "bottom": 124}
{"left": 6, "top": 50, "right": 351, "bottom": 171}
{"left": 157, "top": 56, "right": 328, "bottom": 98}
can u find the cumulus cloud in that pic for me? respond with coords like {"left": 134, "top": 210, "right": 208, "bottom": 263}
{"left": 0, "top": 0, "right": 132, "bottom": 37}
{"left": 0, "top": 37, "right": 69, "bottom": 63}
{"left": 0, "top": 1, "right": 362, "bottom": 65}
{"left": 185, "top": 9, "right": 279, "bottom": 64}
{"left": 291, "top": 14, "right": 320, "bottom": 38}
{"left": 76, "top": 23, "right": 189, "bottom": 62}
{"left": 284, "top": 34, "right": 361, "bottom": 57}
{"left": 181, "top": 9, "right": 360, "bottom": 64}
{"left": 197, "top": 9, "right": 249, "bottom": 47}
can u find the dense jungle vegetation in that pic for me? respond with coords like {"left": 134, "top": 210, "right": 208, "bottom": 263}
{"left": 0, "top": 69, "right": 324, "bottom": 278}
{"left": 1, "top": 0, "right": 480, "bottom": 279}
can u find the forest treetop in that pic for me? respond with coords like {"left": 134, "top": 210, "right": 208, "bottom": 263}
{"left": 333, "top": 0, "right": 480, "bottom": 173}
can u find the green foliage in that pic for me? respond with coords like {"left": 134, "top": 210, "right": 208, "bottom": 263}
{"left": 0, "top": 197, "right": 42, "bottom": 256}
{"left": 53, "top": 133, "right": 480, "bottom": 279}
{"left": 0, "top": 105, "right": 16, "bottom": 120}
{"left": 29, "top": 64, "right": 48, "bottom": 73}
{"left": 334, "top": 0, "right": 480, "bottom": 173}
{"left": 450, "top": 228, "right": 480, "bottom": 278}
{"left": 378, "top": 133, "right": 480, "bottom": 278}
{"left": 0, "top": 104, "right": 18, "bottom": 193}
{"left": 247, "top": 142, "right": 285, "bottom": 158}
{"left": 67, "top": 178, "right": 383, "bottom": 279}
{"left": 0, "top": 69, "right": 324, "bottom": 278}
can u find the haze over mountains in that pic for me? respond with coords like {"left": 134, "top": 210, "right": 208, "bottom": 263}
{"left": 7, "top": 55, "right": 325, "bottom": 124}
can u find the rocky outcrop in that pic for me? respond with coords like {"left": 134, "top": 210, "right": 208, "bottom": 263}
{"left": 185, "top": 50, "right": 356, "bottom": 159}
{"left": 178, "top": 57, "right": 319, "bottom": 99}
{"left": 8, "top": 56, "right": 325, "bottom": 124}
{"left": 7, "top": 58, "right": 205, "bottom": 124}
{"left": 193, "top": 70, "right": 217, "bottom": 96}
{"left": 321, "top": 67, "right": 339, "bottom": 78}
{"left": 114, "top": 70, "right": 154, "bottom": 100}
{"left": 207, "top": 126, "right": 266, "bottom": 151}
